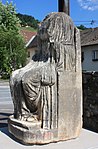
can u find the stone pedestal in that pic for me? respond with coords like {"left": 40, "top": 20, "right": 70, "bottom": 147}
{"left": 8, "top": 113, "right": 82, "bottom": 144}
{"left": 8, "top": 116, "right": 58, "bottom": 144}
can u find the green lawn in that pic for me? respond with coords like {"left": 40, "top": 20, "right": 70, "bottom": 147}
{"left": 20, "top": 26, "right": 37, "bottom": 32}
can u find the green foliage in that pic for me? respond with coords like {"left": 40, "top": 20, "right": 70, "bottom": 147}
{"left": 77, "top": 25, "right": 87, "bottom": 30}
{"left": 17, "top": 13, "right": 39, "bottom": 29}
{"left": 0, "top": 2, "right": 27, "bottom": 79}
{"left": 0, "top": 1, "right": 20, "bottom": 31}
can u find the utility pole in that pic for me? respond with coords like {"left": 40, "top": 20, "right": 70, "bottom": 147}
{"left": 58, "top": 0, "right": 70, "bottom": 15}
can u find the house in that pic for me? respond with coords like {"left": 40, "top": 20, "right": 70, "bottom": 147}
{"left": 81, "top": 27, "right": 98, "bottom": 71}
{"left": 25, "top": 34, "right": 37, "bottom": 62}
{"left": 20, "top": 29, "right": 37, "bottom": 62}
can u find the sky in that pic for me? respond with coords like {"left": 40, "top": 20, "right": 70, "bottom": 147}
{"left": 1, "top": 0, "right": 98, "bottom": 28}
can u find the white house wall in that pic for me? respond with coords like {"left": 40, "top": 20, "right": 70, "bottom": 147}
{"left": 82, "top": 45, "right": 98, "bottom": 71}
{"left": 27, "top": 47, "right": 37, "bottom": 63}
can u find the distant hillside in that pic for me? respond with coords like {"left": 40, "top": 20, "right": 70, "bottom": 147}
{"left": 77, "top": 25, "right": 87, "bottom": 30}
{"left": 17, "top": 13, "right": 40, "bottom": 30}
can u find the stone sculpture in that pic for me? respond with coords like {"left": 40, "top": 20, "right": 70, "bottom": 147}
{"left": 8, "top": 12, "right": 82, "bottom": 144}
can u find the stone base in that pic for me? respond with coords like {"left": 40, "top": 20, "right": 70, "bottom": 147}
{"left": 8, "top": 115, "right": 81, "bottom": 145}
{"left": 8, "top": 115, "right": 59, "bottom": 144}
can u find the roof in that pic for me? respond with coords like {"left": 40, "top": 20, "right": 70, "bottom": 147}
{"left": 20, "top": 29, "right": 37, "bottom": 44}
{"left": 26, "top": 35, "right": 37, "bottom": 48}
{"left": 81, "top": 27, "right": 98, "bottom": 47}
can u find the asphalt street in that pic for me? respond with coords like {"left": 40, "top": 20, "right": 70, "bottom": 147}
{"left": 0, "top": 83, "right": 13, "bottom": 127}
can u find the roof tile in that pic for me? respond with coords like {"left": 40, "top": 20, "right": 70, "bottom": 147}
{"left": 20, "top": 29, "right": 37, "bottom": 44}
{"left": 81, "top": 27, "right": 98, "bottom": 46}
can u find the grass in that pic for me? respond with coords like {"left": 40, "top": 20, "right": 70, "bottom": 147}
{"left": 20, "top": 26, "right": 37, "bottom": 32}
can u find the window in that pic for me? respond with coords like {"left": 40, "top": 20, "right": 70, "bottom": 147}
{"left": 82, "top": 52, "right": 84, "bottom": 62}
{"left": 92, "top": 50, "right": 98, "bottom": 61}
{"left": 28, "top": 51, "right": 30, "bottom": 58}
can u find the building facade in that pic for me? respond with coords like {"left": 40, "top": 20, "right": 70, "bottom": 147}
{"left": 81, "top": 27, "right": 98, "bottom": 71}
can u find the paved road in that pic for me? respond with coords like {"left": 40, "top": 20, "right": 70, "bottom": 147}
{"left": 0, "top": 84, "right": 13, "bottom": 127}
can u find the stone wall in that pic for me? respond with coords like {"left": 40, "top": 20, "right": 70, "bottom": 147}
{"left": 83, "top": 72, "right": 98, "bottom": 132}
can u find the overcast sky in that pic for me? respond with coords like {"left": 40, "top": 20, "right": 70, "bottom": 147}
{"left": 2, "top": 0, "right": 98, "bottom": 28}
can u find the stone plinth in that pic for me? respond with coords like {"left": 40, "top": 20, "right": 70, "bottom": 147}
{"left": 9, "top": 114, "right": 81, "bottom": 144}
{"left": 8, "top": 116, "right": 58, "bottom": 144}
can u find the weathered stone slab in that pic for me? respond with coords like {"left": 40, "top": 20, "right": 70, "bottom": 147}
{"left": 8, "top": 12, "right": 82, "bottom": 144}
{"left": 8, "top": 116, "right": 58, "bottom": 144}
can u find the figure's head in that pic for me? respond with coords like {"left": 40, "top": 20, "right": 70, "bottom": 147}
{"left": 37, "top": 12, "right": 75, "bottom": 46}
{"left": 36, "top": 12, "right": 77, "bottom": 64}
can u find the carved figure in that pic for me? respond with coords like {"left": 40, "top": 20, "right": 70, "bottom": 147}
{"left": 9, "top": 12, "right": 82, "bottom": 144}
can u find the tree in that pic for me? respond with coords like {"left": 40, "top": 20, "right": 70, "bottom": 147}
{"left": 17, "top": 13, "right": 39, "bottom": 29}
{"left": 77, "top": 25, "right": 87, "bottom": 30}
{"left": 0, "top": 2, "right": 26, "bottom": 79}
